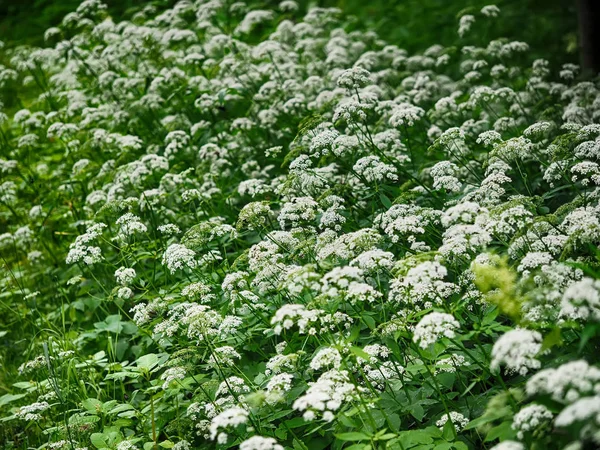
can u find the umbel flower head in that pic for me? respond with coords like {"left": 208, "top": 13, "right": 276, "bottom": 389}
{"left": 491, "top": 328, "right": 544, "bottom": 376}
{"left": 413, "top": 312, "right": 460, "bottom": 349}
{"left": 162, "top": 243, "right": 197, "bottom": 274}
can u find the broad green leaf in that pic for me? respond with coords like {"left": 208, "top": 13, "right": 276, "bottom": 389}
{"left": 135, "top": 353, "right": 159, "bottom": 371}
{"left": 409, "top": 404, "right": 425, "bottom": 421}
{"left": 82, "top": 398, "right": 102, "bottom": 414}
{"left": 434, "top": 444, "right": 453, "bottom": 450}
{"left": 0, "top": 393, "right": 26, "bottom": 407}
{"left": 109, "top": 403, "right": 135, "bottom": 415}
{"left": 90, "top": 433, "right": 108, "bottom": 449}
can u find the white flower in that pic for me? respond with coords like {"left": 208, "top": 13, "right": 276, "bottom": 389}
{"left": 512, "top": 404, "right": 553, "bottom": 439}
{"left": 158, "top": 224, "right": 181, "bottom": 235}
{"left": 526, "top": 360, "right": 600, "bottom": 403}
{"left": 353, "top": 156, "right": 398, "bottom": 183}
{"left": 116, "top": 442, "right": 138, "bottom": 450}
{"left": 278, "top": 197, "right": 320, "bottom": 229}
{"left": 491, "top": 329, "right": 543, "bottom": 376}
{"left": 389, "top": 102, "right": 425, "bottom": 127}
{"left": 389, "top": 261, "right": 458, "bottom": 310}
{"left": 292, "top": 369, "right": 358, "bottom": 421}
{"left": 162, "top": 244, "right": 197, "bottom": 274}
{"left": 115, "top": 213, "right": 147, "bottom": 239}
{"left": 458, "top": 15, "right": 475, "bottom": 37}
{"left": 266, "top": 373, "right": 294, "bottom": 404}
{"left": 117, "top": 286, "right": 133, "bottom": 299}
{"left": 436, "top": 411, "right": 469, "bottom": 432}
{"left": 350, "top": 249, "right": 394, "bottom": 274}
{"left": 209, "top": 406, "right": 249, "bottom": 441}
{"left": 489, "top": 442, "right": 524, "bottom": 450}
{"left": 16, "top": 402, "right": 50, "bottom": 421}
{"left": 66, "top": 223, "right": 106, "bottom": 265}
{"left": 115, "top": 267, "right": 136, "bottom": 286}
{"left": 560, "top": 278, "right": 600, "bottom": 322}
{"left": 240, "top": 436, "right": 284, "bottom": 450}
{"left": 160, "top": 367, "right": 186, "bottom": 389}
{"left": 555, "top": 396, "right": 600, "bottom": 427}
{"left": 430, "top": 161, "right": 462, "bottom": 193}
{"left": 413, "top": 312, "right": 460, "bottom": 348}
{"left": 481, "top": 5, "right": 500, "bottom": 17}
{"left": 337, "top": 66, "right": 371, "bottom": 89}
{"left": 310, "top": 347, "right": 342, "bottom": 371}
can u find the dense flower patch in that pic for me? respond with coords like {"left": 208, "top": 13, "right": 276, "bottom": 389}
{"left": 0, "top": 1, "right": 599, "bottom": 449}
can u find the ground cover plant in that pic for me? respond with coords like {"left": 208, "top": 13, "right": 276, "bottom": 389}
{"left": 0, "top": 1, "right": 599, "bottom": 449}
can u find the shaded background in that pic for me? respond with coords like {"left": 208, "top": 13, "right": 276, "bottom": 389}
{"left": 0, "top": 0, "right": 579, "bottom": 66}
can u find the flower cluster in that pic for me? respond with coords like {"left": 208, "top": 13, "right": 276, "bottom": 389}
{"left": 0, "top": 1, "right": 598, "bottom": 450}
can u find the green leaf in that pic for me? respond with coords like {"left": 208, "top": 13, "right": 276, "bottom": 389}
{"left": 485, "top": 421, "right": 516, "bottom": 442}
{"left": 285, "top": 417, "right": 307, "bottom": 428}
{"left": 579, "top": 322, "right": 599, "bottom": 353}
{"left": 541, "top": 327, "right": 562, "bottom": 352}
{"left": 105, "top": 371, "right": 141, "bottom": 380}
{"left": 345, "top": 445, "right": 371, "bottom": 450}
{"left": 481, "top": 306, "right": 499, "bottom": 325}
{"left": 82, "top": 398, "right": 102, "bottom": 414}
{"left": 363, "top": 315, "right": 376, "bottom": 330}
{"left": 94, "top": 315, "right": 124, "bottom": 334}
{"left": 90, "top": 433, "right": 108, "bottom": 449}
{"left": 409, "top": 404, "right": 425, "bottom": 421}
{"left": 379, "top": 193, "right": 392, "bottom": 208}
{"left": 266, "top": 408, "right": 294, "bottom": 422}
{"left": 135, "top": 353, "right": 159, "bottom": 371}
{"left": 350, "top": 346, "right": 372, "bottom": 362}
{"left": 464, "top": 407, "right": 511, "bottom": 430}
{"left": 108, "top": 403, "right": 135, "bottom": 415}
{"left": 434, "top": 444, "right": 453, "bottom": 450}
{"left": 335, "top": 432, "right": 370, "bottom": 441}
{"left": 339, "top": 413, "right": 358, "bottom": 428}
{"left": 442, "top": 420, "right": 455, "bottom": 441}
{"left": 437, "top": 373, "right": 456, "bottom": 390}
{"left": 0, "top": 393, "right": 26, "bottom": 407}
{"left": 69, "top": 415, "right": 100, "bottom": 426}
{"left": 396, "top": 429, "right": 434, "bottom": 447}
{"left": 376, "top": 433, "right": 397, "bottom": 440}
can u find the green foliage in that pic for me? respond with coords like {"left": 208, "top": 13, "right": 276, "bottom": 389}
{"left": 0, "top": 1, "right": 597, "bottom": 450}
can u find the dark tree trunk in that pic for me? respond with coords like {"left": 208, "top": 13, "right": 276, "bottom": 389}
{"left": 577, "top": 0, "right": 600, "bottom": 74}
